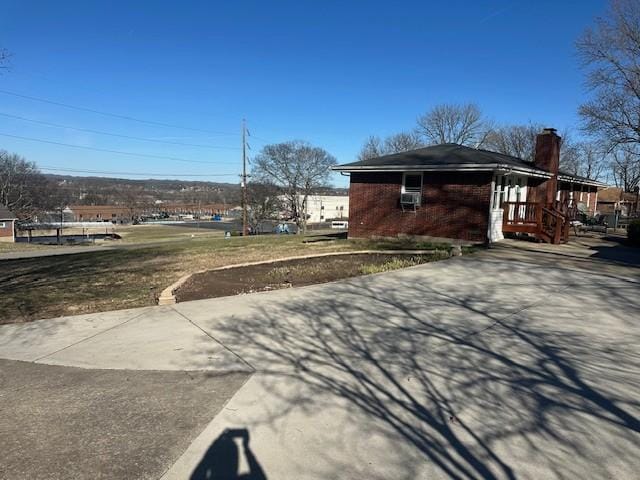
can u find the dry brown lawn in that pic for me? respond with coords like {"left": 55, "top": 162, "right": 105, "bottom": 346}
{"left": 1, "top": 233, "right": 451, "bottom": 323}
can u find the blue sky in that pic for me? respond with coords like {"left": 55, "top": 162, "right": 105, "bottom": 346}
{"left": 0, "top": 0, "right": 606, "bottom": 187}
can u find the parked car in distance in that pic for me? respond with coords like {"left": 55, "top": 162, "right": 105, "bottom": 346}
{"left": 331, "top": 220, "right": 348, "bottom": 229}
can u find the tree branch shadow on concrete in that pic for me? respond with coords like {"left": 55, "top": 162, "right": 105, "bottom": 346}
{"left": 191, "top": 428, "right": 267, "bottom": 480}
{"left": 206, "top": 257, "right": 640, "bottom": 479}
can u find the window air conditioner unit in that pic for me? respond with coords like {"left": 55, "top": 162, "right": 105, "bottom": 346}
{"left": 400, "top": 192, "right": 420, "bottom": 205}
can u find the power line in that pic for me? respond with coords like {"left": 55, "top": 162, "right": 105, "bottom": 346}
{"left": 0, "top": 132, "right": 237, "bottom": 165}
{"left": 39, "top": 165, "right": 237, "bottom": 177}
{"left": 0, "top": 89, "right": 238, "bottom": 136}
{"left": 0, "top": 112, "right": 240, "bottom": 150}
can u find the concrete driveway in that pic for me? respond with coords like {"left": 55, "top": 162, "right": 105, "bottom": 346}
{"left": 1, "top": 240, "right": 639, "bottom": 479}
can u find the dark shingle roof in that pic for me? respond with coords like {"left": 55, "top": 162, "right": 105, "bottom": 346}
{"left": 334, "top": 143, "right": 544, "bottom": 171}
{"left": 333, "top": 143, "right": 607, "bottom": 186}
{"left": 0, "top": 204, "right": 17, "bottom": 219}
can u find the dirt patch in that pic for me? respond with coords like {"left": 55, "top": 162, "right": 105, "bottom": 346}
{"left": 176, "top": 252, "right": 448, "bottom": 302}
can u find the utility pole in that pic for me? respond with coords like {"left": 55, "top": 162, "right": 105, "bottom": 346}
{"left": 241, "top": 118, "right": 248, "bottom": 236}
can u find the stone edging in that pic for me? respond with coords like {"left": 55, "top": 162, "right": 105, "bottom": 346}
{"left": 157, "top": 248, "right": 452, "bottom": 305}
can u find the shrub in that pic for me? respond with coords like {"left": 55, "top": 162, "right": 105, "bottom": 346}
{"left": 628, "top": 220, "right": 640, "bottom": 246}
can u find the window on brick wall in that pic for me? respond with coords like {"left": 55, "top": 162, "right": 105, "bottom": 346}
{"left": 0, "top": 222, "right": 5, "bottom": 228}
{"left": 402, "top": 173, "right": 422, "bottom": 193}
{"left": 401, "top": 173, "right": 423, "bottom": 209}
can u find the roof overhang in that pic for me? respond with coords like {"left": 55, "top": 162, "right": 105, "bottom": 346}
{"left": 557, "top": 175, "right": 607, "bottom": 188}
{"left": 332, "top": 163, "right": 553, "bottom": 179}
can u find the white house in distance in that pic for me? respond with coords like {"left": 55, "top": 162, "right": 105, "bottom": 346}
{"left": 302, "top": 194, "right": 349, "bottom": 223}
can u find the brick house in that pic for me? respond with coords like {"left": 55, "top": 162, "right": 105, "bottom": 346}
{"left": 333, "top": 128, "right": 604, "bottom": 244}
{"left": 596, "top": 187, "right": 639, "bottom": 216}
{"left": 0, "top": 204, "right": 17, "bottom": 243}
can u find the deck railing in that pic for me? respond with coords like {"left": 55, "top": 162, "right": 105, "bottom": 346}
{"left": 502, "top": 201, "right": 568, "bottom": 244}
{"left": 502, "top": 202, "right": 538, "bottom": 225}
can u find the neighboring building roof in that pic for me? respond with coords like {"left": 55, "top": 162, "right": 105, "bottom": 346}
{"left": 596, "top": 187, "right": 623, "bottom": 203}
{"left": 333, "top": 143, "right": 606, "bottom": 186}
{"left": 0, "top": 204, "right": 17, "bottom": 220}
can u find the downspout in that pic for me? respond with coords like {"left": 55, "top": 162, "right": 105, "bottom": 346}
{"left": 487, "top": 174, "right": 496, "bottom": 245}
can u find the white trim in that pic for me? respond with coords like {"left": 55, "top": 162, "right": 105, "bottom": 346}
{"left": 487, "top": 176, "right": 497, "bottom": 243}
{"left": 556, "top": 174, "right": 606, "bottom": 187}
{"left": 333, "top": 163, "right": 553, "bottom": 178}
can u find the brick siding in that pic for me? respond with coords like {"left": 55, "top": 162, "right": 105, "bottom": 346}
{"left": 0, "top": 219, "right": 14, "bottom": 241}
{"left": 348, "top": 172, "right": 492, "bottom": 242}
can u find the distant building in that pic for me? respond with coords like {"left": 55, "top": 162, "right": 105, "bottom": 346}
{"left": 303, "top": 195, "right": 349, "bottom": 223}
{"left": 596, "top": 187, "right": 639, "bottom": 216}
{"left": 0, "top": 204, "right": 17, "bottom": 243}
{"left": 65, "top": 203, "right": 234, "bottom": 223}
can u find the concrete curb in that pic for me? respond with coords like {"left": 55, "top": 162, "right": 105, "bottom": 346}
{"left": 157, "top": 249, "right": 446, "bottom": 305}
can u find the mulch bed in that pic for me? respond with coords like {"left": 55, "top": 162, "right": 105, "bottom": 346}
{"left": 176, "top": 253, "right": 444, "bottom": 302}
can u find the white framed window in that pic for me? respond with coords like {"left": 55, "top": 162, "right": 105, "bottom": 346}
{"left": 0, "top": 222, "right": 5, "bottom": 228}
{"left": 402, "top": 173, "right": 422, "bottom": 193}
{"left": 400, "top": 172, "right": 423, "bottom": 209}
{"left": 492, "top": 175, "right": 508, "bottom": 208}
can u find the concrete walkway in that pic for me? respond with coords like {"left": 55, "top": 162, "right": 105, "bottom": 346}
{"left": 1, "top": 241, "right": 639, "bottom": 479}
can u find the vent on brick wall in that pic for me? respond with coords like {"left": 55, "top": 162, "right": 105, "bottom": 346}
{"left": 400, "top": 192, "right": 421, "bottom": 213}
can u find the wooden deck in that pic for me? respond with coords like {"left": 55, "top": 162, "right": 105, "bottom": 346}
{"left": 502, "top": 202, "right": 573, "bottom": 244}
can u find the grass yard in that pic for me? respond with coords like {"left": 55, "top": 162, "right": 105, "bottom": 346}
{"left": 114, "top": 223, "right": 225, "bottom": 244}
{"left": 0, "top": 241, "right": 52, "bottom": 254}
{"left": 0, "top": 233, "right": 453, "bottom": 324}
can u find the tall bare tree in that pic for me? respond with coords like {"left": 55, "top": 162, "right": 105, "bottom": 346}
{"left": 577, "top": 0, "right": 640, "bottom": 155}
{"left": 246, "top": 182, "right": 283, "bottom": 233}
{"left": 384, "top": 131, "right": 424, "bottom": 153}
{"left": 560, "top": 141, "right": 608, "bottom": 181}
{"left": 251, "top": 141, "right": 336, "bottom": 233}
{"left": 358, "top": 136, "right": 384, "bottom": 161}
{"left": 610, "top": 147, "right": 640, "bottom": 191}
{"left": 484, "top": 124, "right": 543, "bottom": 162}
{"left": 0, "top": 150, "right": 48, "bottom": 219}
{"left": 416, "top": 103, "right": 491, "bottom": 146}
{"left": 357, "top": 131, "right": 424, "bottom": 161}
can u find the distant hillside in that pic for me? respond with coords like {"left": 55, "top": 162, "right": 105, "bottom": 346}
{"left": 44, "top": 174, "right": 241, "bottom": 206}
{"left": 44, "top": 174, "right": 348, "bottom": 206}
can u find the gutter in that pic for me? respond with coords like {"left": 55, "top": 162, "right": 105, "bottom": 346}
{"left": 331, "top": 163, "right": 553, "bottom": 179}
{"left": 557, "top": 175, "right": 607, "bottom": 188}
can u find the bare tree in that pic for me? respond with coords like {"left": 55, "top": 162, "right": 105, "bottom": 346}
{"left": 610, "top": 147, "right": 640, "bottom": 191}
{"left": 120, "top": 186, "right": 148, "bottom": 221}
{"left": 384, "top": 131, "right": 424, "bottom": 153}
{"left": 416, "top": 103, "right": 491, "bottom": 146}
{"left": 560, "top": 141, "right": 608, "bottom": 180}
{"left": 246, "top": 182, "right": 283, "bottom": 233}
{"left": 358, "top": 136, "right": 384, "bottom": 161}
{"left": 577, "top": 0, "right": 640, "bottom": 154}
{"left": 484, "top": 124, "right": 543, "bottom": 162}
{"left": 357, "top": 131, "right": 424, "bottom": 161}
{"left": 0, "top": 150, "right": 49, "bottom": 219}
{"left": 251, "top": 141, "right": 336, "bottom": 234}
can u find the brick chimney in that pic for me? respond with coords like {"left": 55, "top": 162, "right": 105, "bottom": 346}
{"left": 533, "top": 128, "right": 561, "bottom": 206}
